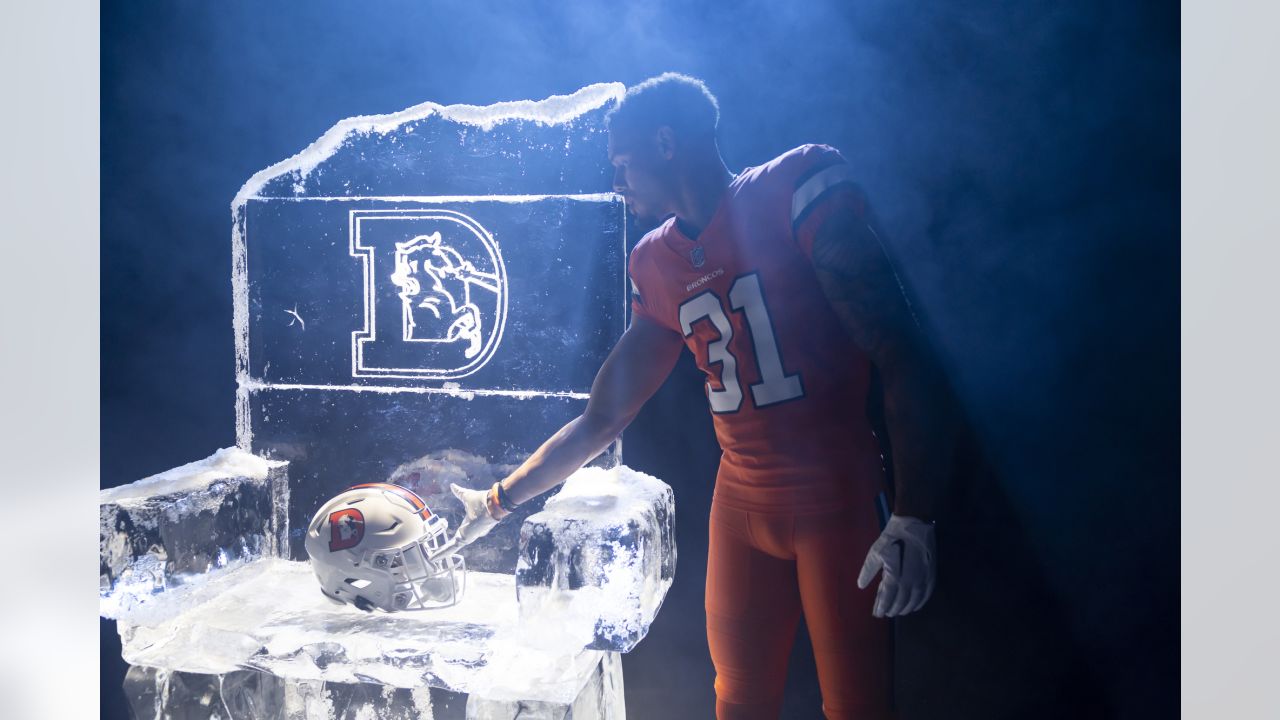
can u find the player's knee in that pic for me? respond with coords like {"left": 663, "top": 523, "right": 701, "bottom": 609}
{"left": 706, "top": 608, "right": 795, "bottom": 716}
{"left": 713, "top": 669, "right": 786, "bottom": 705}
{"left": 714, "top": 674, "right": 786, "bottom": 720}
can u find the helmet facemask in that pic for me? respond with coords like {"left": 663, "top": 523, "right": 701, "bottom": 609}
{"left": 371, "top": 517, "right": 466, "bottom": 610}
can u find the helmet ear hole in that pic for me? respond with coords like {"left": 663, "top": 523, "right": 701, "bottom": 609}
{"left": 345, "top": 578, "right": 372, "bottom": 589}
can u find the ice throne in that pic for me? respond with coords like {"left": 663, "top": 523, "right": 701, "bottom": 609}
{"left": 100, "top": 83, "right": 676, "bottom": 720}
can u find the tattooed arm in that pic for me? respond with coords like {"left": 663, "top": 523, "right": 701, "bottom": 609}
{"left": 809, "top": 204, "right": 956, "bottom": 520}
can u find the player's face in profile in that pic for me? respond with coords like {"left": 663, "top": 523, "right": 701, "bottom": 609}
{"left": 608, "top": 129, "right": 674, "bottom": 223}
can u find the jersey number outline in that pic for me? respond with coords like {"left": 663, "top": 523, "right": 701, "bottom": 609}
{"left": 678, "top": 272, "right": 804, "bottom": 413}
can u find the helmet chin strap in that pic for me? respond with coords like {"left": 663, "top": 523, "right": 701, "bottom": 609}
{"left": 433, "top": 537, "right": 462, "bottom": 561}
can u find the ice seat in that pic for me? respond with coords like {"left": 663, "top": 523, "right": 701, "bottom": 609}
{"left": 122, "top": 659, "right": 623, "bottom": 720}
{"left": 116, "top": 559, "right": 609, "bottom": 704}
{"left": 102, "top": 454, "right": 670, "bottom": 714}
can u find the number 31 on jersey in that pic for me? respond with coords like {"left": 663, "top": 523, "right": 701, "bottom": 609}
{"left": 678, "top": 272, "right": 804, "bottom": 413}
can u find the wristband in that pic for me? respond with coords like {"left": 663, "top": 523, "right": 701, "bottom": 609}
{"left": 495, "top": 481, "right": 520, "bottom": 513}
{"left": 484, "top": 484, "right": 510, "bottom": 520}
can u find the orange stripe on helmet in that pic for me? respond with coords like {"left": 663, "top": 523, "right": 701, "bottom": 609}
{"left": 348, "top": 482, "right": 432, "bottom": 518}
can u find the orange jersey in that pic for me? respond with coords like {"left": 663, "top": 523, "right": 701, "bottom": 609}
{"left": 629, "top": 144, "right": 886, "bottom": 514}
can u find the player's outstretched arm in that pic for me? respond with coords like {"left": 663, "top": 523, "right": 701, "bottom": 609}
{"left": 446, "top": 315, "right": 685, "bottom": 550}
{"left": 809, "top": 202, "right": 958, "bottom": 617}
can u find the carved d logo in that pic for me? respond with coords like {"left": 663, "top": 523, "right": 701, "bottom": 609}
{"left": 350, "top": 209, "right": 508, "bottom": 380}
{"left": 328, "top": 508, "right": 365, "bottom": 552}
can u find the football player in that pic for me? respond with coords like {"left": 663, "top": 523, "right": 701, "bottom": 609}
{"left": 446, "top": 73, "right": 956, "bottom": 720}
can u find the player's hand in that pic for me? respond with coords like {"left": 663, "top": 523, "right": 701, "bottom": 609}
{"left": 442, "top": 483, "right": 500, "bottom": 555}
{"left": 857, "top": 514, "right": 937, "bottom": 618}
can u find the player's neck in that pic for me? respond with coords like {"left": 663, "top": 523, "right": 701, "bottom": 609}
{"left": 671, "top": 148, "right": 733, "bottom": 236}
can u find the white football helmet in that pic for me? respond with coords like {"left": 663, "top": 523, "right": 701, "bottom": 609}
{"left": 305, "top": 483, "right": 465, "bottom": 611}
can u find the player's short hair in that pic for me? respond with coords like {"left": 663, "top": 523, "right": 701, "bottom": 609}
{"left": 606, "top": 73, "right": 720, "bottom": 144}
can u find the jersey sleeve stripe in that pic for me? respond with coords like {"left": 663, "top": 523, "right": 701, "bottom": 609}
{"left": 791, "top": 163, "right": 858, "bottom": 226}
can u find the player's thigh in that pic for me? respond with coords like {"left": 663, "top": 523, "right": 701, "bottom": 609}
{"left": 794, "top": 509, "right": 893, "bottom": 716}
{"left": 705, "top": 503, "right": 802, "bottom": 701}
{"left": 792, "top": 509, "right": 881, "bottom": 629}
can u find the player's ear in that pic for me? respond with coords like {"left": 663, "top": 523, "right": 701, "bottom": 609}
{"left": 654, "top": 126, "right": 676, "bottom": 160}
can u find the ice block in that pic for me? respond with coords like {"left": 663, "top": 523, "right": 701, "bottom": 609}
{"left": 100, "top": 447, "right": 289, "bottom": 619}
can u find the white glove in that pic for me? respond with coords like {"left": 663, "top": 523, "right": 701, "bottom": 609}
{"left": 441, "top": 483, "right": 501, "bottom": 556}
{"left": 857, "top": 514, "right": 937, "bottom": 618}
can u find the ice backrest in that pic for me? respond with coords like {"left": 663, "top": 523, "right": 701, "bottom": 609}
{"left": 232, "top": 83, "right": 629, "bottom": 562}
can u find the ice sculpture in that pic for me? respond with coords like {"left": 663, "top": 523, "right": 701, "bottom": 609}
{"left": 231, "top": 82, "right": 630, "bottom": 562}
{"left": 104, "top": 83, "right": 674, "bottom": 719}
{"left": 99, "top": 447, "right": 289, "bottom": 618}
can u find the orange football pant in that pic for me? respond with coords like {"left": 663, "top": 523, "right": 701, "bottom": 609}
{"left": 706, "top": 500, "right": 894, "bottom": 719}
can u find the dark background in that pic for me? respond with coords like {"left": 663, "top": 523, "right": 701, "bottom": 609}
{"left": 101, "top": 1, "right": 1178, "bottom": 718}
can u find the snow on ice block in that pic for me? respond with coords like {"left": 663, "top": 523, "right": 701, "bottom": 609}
{"left": 100, "top": 448, "right": 289, "bottom": 619}
{"left": 118, "top": 559, "right": 614, "bottom": 706}
{"left": 238, "top": 82, "right": 624, "bottom": 200}
{"left": 517, "top": 465, "right": 676, "bottom": 653}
